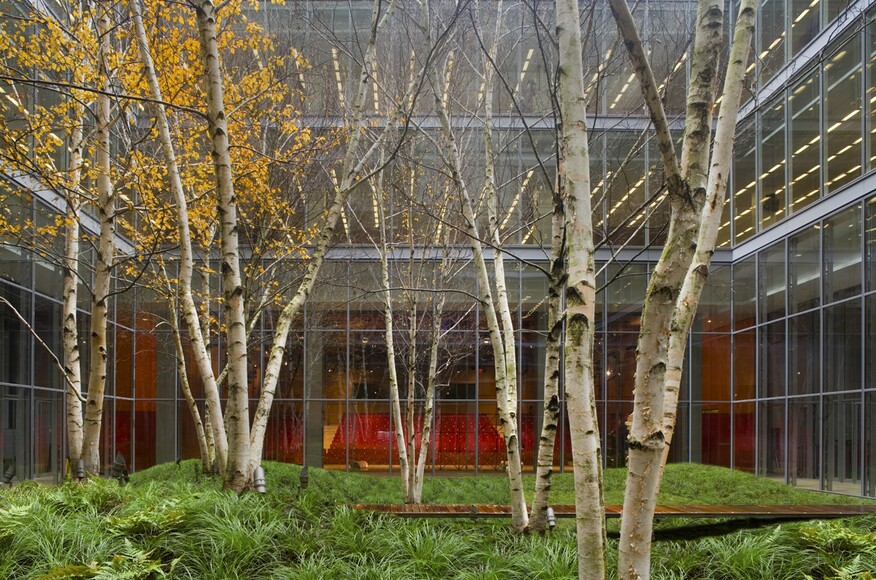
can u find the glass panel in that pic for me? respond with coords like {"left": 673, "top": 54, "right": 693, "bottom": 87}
{"left": 789, "top": 70, "right": 821, "bottom": 213}
{"left": 604, "top": 133, "right": 647, "bottom": 246}
{"left": 789, "top": 225, "right": 821, "bottom": 312}
{"left": 606, "top": 263, "right": 646, "bottom": 332}
{"left": 692, "top": 334, "right": 731, "bottom": 401}
{"left": 733, "top": 255, "right": 757, "bottom": 330}
{"left": 606, "top": 332, "right": 637, "bottom": 401}
{"left": 0, "top": 283, "right": 29, "bottom": 385}
{"left": 734, "top": 401, "right": 756, "bottom": 472}
{"left": 759, "top": 241, "right": 786, "bottom": 321}
{"left": 758, "top": 399, "right": 786, "bottom": 480}
{"left": 34, "top": 296, "right": 61, "bottom": 389}
{"left": 789, "top": 396, "right": 820, "bottom": 489}
{"left": 867, "top": 197, "right": 876, "bottom": 292}
{"left": 825, "top": 34, "right": 863, "bottom": 193}
{"left": 869, "top": 15, "right": 876, "bottom": 171}
{"left": 789, "top": 312, "right": 820, "bottom": 395}
{"left": 733, "top": 118, "right": 758, "bottom": 243}
{"left": 866, "top": 392, "right": 876, "bottom": 496}
{"left": 868, "top": 295, "right": 876, "bottom": 393}
{"left": 825, "top": 299, "right": 862, "bottom": 392}
{"left": 824, "top": 204, "right": 862, "bottom": 303}
{"left": 823, "top": 393, "right": 862, "bottom": 494}
{"left": 759, "top": 320, "right": 786, "bottom": 398}
{"left": 696, "top": 265, "right": 731, "bottom": 332}
{"left": 606, "top": 401, "right": 633, "bottom": 469}
{"left": 760, "top": 96, "right": 786, "bottom": 228}
{"left": 1, "top": 386, "right": 30, "bottom": 482}
{"left": 692, "top": 402, "right": 731, "bottom": 468}
{"left": 791, "top": 0, "right": 821, "bottom": 53}
{"left": 734, "top": 330, "right": 756, "bottom": 400}
{"left": 759, "top": 0, "right": 786, "bottom": 85}
{"left": 263, "top": 400, "right": 304, "bottom": 464}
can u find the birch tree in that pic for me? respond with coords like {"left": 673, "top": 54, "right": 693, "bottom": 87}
{"left": 554, "top": 0, "right": 605, "bottom": 574}
{"left": 421, "top": 0, "right": 530, "bottom": 531}
{"left": 0, "top": 0, "right": 124, "bottom": 475}
{"left": 607, "top": 1, "right": 756, "bottom": 578}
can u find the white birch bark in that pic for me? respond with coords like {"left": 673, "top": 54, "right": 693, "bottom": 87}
{"left": 426, "top": 0, "right": 527, "bottom": 530}
{"left": 62, "top": 109, "right": 85, "bottom": 467}
{"left": 555, "top": 0, "right": 605, "bottom": 576}
{"left": 82, "top": 3, "right": 114, "bottom": 474}
{"left": 374, "top": 175, "right": 411, "bottom": 501}
{"left": 130, "top": 0, "right": 229, "bottom": 472}
{"left": 661, "top": 0, "right": 756, "bottom": 473}
{"left": 194, "top": 0, "right": 251, "bottom": 492}
{"left": 612, "top": 1, "right": 755, "bottom": 577}
{"left": 529, "top": 183, "right": 565, "bottom": 532}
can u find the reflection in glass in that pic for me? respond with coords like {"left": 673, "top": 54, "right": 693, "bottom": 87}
{"left": 733, "top": 256, "right": 757, "bottom": 330}
{"left": 823, "top": 394, "right": 862, "bottom": 493}
{"left": 824, "top": 299, "right": 862, "bottom": 392}
{"left": 789, "top": 397, "right": 820, "bottom": 489}
{"left": 789, "top": 70, "right": 821, "bottom": 213}
{"left": 759, "top": 241, "right": 786, "bottom": 321}
{"left": 825, "top": 34, "right": 862, "bottom": 193}
{"left": 824, "top": 204, "right": 862, "bottom": 303}
{"left": 733, "top": 118, "right": 757, "bottom": 243}
{"left": 734, "top": 330, "right": 756, "bottom": 400}
{"left": 758, "top": 399, "right": 786, "bottom": 480}
{"left": 760, "top": 97, "right": 786, "bottom": 228}
{"left": 734, "top": 402, "right": 756, "bottom": 472}
{"left": 759, "top": 320, "right": 786, "bottom": 398}
{"left": 789, "top": 312, "right": 820, "bottom": 395}
{"left": 789, "top": 225, "right": 821, "bottom": 312}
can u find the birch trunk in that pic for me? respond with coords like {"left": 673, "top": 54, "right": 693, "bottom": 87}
{"left": 529, "top": 186, "right": 565, "bottom": 532}
{"left": 427, "top": 6, "right": 528, "bottom": 527}
{"left": 611, "top": 0, "right": 755, "bottom": 577}
{"left": 410, "top": 288, "right": 444, "bottom": 503}
{"left": 404, "top": 299, "right": 417, "bottom": 499}
{"left": 62, "top": 112, "right": 85, "bottom": 468}
{"left": 194, "top": 0, "right": 251, "bottom": 492}
{"left": 247, "top": 0, "right": 399, "bottom": 474}
{"left": 660, "top": 0, "right": 756, "bottom": 474}
{"left": 130, "top": 0, "right": 228, "bottom": 472}
{"left": 82, "top": 4, "right": 114, "bottom": 474}
{"left": 555, "top": 0, "right": 605, "bottom": 576}
{"left": 374, "top": 177, "right": 411, "bottom": 501}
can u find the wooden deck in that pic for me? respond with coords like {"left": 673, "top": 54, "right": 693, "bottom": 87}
{"left": 352, "top": 503, "right": 876, "bottom": 520}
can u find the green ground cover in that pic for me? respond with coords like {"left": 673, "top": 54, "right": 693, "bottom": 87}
{"left": 0, "top": 461, "right": 874, "bottom": 579}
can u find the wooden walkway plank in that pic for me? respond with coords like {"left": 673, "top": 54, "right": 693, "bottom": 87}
{"left": 350, "top": 503, "right": 876, "bottom": 520}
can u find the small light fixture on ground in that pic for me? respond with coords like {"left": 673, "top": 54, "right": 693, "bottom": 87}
{"left": 3, "top": 463, "right": 14, "bottom": 487}
{"left": 111, "top": 453, "right": 130, "bottom": 486}
{"left": 546, "top": 507, "right": 556, "bottom": 530}
{"left": 299, "top": 465, "right": 309, "bottom": 490}
{"left": 253, "top": 465, "right": 267, "bottom": 493}
{"left": 75, "top": 459, "right": 86, "bottom": 482}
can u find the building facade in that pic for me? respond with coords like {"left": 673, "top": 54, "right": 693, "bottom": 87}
{"left": 1, "top": 0, "right": 875, "bottom": 497}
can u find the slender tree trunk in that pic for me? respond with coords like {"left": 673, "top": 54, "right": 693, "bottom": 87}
{"left": 660, "top": 0, "right": 756, "bottom": 476}
{"left": 555, "top": 0, "right": 605, "bottom": 576}
{"left": 374, "top": 176, "right": 411, "bottom": 501}
{"left": 130, "top": 0, "right": 229, "bottom": 472}
{"left": 611, "top": 1, "right": 755, "bottom": 577}
{"left": 194, "top": 0, "right": 251, "bottom": 492}
{"left": 62, "top": 113, "right": 85, "bottom": 468}
{"left": 529, "top": 199, "right": 564, "bottom": 532}
{"left": 405, "top": 299, "right": 417, "bottom": 499}
{"left": 411, "top": 289, "right": 444, "bottom": 503}
{"left": 82, "top": 4, "right": 114, "bottom": 474}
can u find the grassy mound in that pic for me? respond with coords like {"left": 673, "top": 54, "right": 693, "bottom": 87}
{"left": 0, "top": 461, "right": 873, "bottom": 579}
